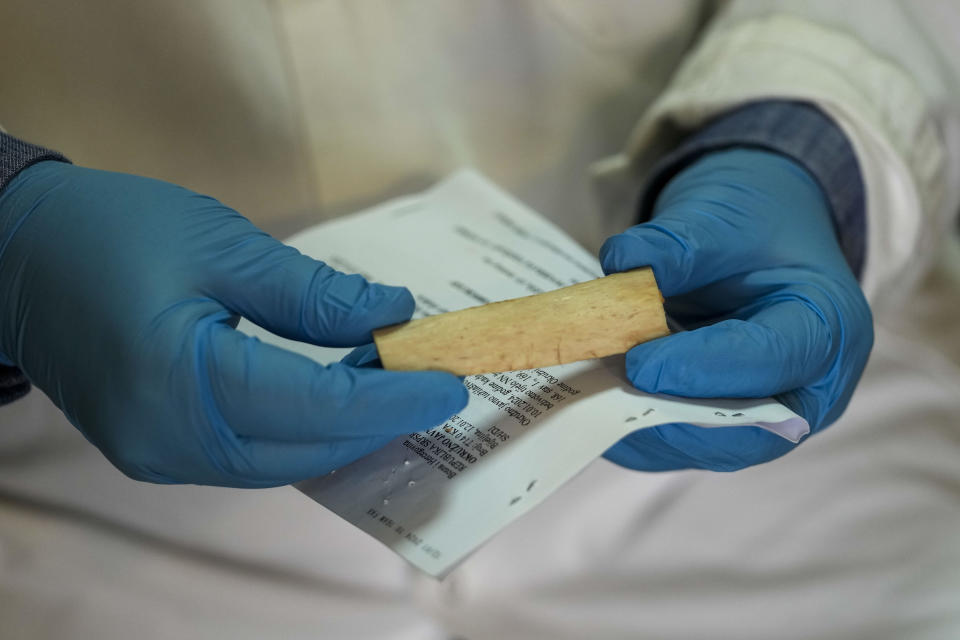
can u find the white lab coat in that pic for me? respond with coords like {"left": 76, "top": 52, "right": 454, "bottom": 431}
{"left": 0, "top": 1, "right": 959, "bottom": 638}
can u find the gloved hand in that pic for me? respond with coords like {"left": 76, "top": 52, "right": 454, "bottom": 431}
{"left": 0, "top": 161, "right": 467, "bottom": 487}
{"left": 600, "top": 148, "right": 873, "bottom": 471}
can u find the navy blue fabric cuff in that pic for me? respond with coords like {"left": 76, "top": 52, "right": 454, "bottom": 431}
{"left": 638, "top": 100, "right": 866, "bottom": 279}
{"left": 0, "top": 132, "right": 69, "bottom": 405}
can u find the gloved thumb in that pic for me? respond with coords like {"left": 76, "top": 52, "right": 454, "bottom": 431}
{"left": 600, "top": 149, "right": 828, "bottom": 296}
{"left": 599, "top": 213, "right": 758, "bottom": 298}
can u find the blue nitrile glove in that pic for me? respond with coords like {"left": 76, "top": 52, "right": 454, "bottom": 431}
{"left": 0, "top": 161, "right": 467, "bottom": 487}
{"left": 600, "top": 148, "right": 873, "bottom": 471}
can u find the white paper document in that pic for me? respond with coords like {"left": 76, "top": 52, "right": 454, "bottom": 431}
{"left": 240, "top": 170, "right": 809, "bottom": 577}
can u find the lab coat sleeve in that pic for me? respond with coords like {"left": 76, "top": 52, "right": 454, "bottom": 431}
{"left": 0, "top": 131, "right": 69, "bottom": 405}
{"left": 618, "top": 0, "right": 960, "bottom": 310}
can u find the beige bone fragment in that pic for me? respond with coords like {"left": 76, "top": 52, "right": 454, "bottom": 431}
{"left": 373, "top": 267, "right": 668, "bottom": 376}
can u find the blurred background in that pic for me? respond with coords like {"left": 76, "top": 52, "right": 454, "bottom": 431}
{"left": 1, "top": 1, "right": 959, "bottom": 639}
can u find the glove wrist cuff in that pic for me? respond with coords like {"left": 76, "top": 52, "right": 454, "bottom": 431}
{"left": 0, "top": 132, "right": 69, "bottom": 405}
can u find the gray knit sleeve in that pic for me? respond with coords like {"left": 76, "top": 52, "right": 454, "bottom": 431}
{"left": 0, "top": 131, "right": 71, "bottom": 405}
{"left": 1, "top": 131, "right": 69, "bottom": 192}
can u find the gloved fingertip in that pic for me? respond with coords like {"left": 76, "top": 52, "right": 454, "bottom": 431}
{"left": 427, "top": 371, "right": 470, "bottom": 418}
{"left": 433, "top": 371, "right": 470, "bottom": 412}
{"left": 625, "top": 324, "right": 773, "bottom": 398}
{"left": 318, "top": 271, "right": 411, "bottom": 317}
{"left": 600, "top": 227, "right": 689, "bottom": 296}
{"left": 306, "top": 276, "right": 416, "bottom": 347}
{"left": 349, "top": 282, "right": 415, "bottom": 331}
{"left": 340, "top": 343, "right": 382, "bottom": 368}
{"left": 372, "top": 283, "right": 416, "bottom": 321}
{"left": 624, "top": 340, "right": 673, "bottom": 394}
{"left": 607, "top": 423, "right": 796, "bottom": 473}
{"left": 602, "top": 436, "right": 692, "bottom": 472}
{"left": 374, "top": 368, "right": 469, "bottom": 428}
{"left": 598, "top": 234, "right": 634, "bottom": 275}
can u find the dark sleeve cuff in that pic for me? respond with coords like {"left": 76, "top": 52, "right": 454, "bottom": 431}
{"left": 0, "top": 132, "right": 70, "bottom": 405}
{"left": 1, "top": 131, "right": 70, "bottom": 192}
{"left": 637, "top": 100, "right": 866, "bottom": 279}
{"left": 0, "top": 365, "right": 30, "bottom": 404}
